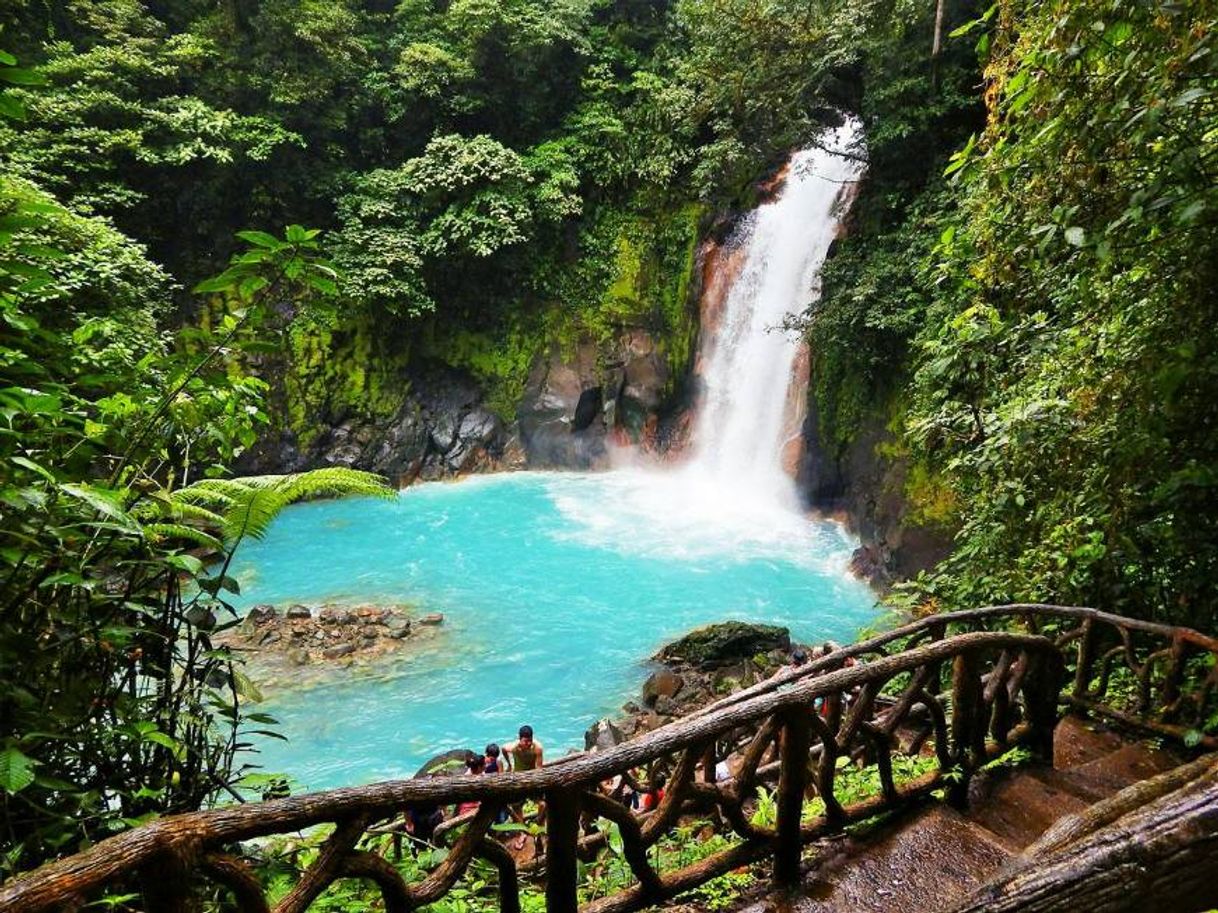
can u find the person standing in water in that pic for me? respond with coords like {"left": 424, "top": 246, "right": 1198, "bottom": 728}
{"left": 504, "top": 725, "right": 543, "bottom": 771}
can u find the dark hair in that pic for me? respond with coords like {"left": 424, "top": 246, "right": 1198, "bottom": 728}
{"left": 518, "top": 725, "right": 534, "bottom": 739}
{"left": 653, "top": 774, "right": 667, "bottom": 789}
{"left": 465, "top": 752, "right": 485, "bottom": 772}
{"left": 485, "top": 743, "right": 500, "bottom": 757}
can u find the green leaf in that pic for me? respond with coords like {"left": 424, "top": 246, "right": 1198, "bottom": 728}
{"left": 1184, "top": 729, "right": 1203, "bottom": 748}
{"left": 0, "top": 67, "right": 46, "bottom": 86}
{"left": 193, "top": 274, "right": 235, "bottom": 294}
{"left": 58, "top": 483, "right": 138, "bottom": 531}
{"left": 0, "top": 747, "right": 37, "bottom": 794}
{"left": 1064, "top": 226, "right": 1086, "bottom": 246}
{"left": 235, "top": 230, "right": 282, "bottom": 249}
{"left": 11, "top": 455, "right": 55, "bottom": 481}
{"left": 143, "top": 732, "right": 181, "bottom": 752}
{"left": 1171, "top": 87, "right": 1208, "bottom": 107}
{"left": 233, "top": 669, "right": 264, "bottom": 702}
{"left": 0, "top": 93, "right": 25, "bottom": 120}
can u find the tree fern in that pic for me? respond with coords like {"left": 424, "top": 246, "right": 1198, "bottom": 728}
{"left": 170, "top": 467, "right": 393, "bottom": 548}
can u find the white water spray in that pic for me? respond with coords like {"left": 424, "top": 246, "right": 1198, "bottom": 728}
{"left": 689, "top": 118, "right": 865, "bottom": 507}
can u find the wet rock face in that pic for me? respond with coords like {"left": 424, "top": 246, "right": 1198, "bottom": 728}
{"left": 516, "top": 329, "right": 683, "bottom": 469}
{"left": 654, "top": 622, "right": 791, "bottom": 670}
{"left": 584, "top": 717, "right": 626, "bottom": 752}
{"left": 247, "top": 320, "right": 689, "bottom": 482}
{"left": 517, "top": 343, "right": 609, "bottom": 468}
{"left": 241, "top": 365, "right": 523, "bottom": 485}
{"left": 797, "top": 368, "right": 952, "bottom": 589}
{"left": 642, "top": 669, "right": 684, "bottom": 707}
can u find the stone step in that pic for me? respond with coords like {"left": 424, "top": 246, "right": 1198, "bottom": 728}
{"left": 744, "top": 806, "right": 1013, "bottom": 913}
{"left": 963, "top": 768, "right": 1090, "bottom": 851}
{"left": 1052, "top": 715, "right": 1129, "bottom": 769}
{"left": 720, "top": 716, "right": 1186, "bottom": 913}
{"left": 1061, "top": 740, "right": 1179, "bottom": 793}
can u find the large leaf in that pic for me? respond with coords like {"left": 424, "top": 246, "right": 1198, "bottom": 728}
{"left": 0, "top": 747, "right": 37, "bottom": 794}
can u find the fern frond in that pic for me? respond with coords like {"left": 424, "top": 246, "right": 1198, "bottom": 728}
{"left": 276, "top": 467, "right": 395, "bottom": 503}
{"left": 222, "top": 487, "right": 288, "bottom": 544}
{"left": 172, "top": 469, "right": 393, "bottom": 548}
{"left": 144, "top": 523, "right": 224, "bottom": 551}
{"left": 161, "top": 500, "right": 227, "bottom": 527}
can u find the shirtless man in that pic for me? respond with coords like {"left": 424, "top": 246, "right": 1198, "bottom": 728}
{"left": 503, "top": 725, "right": 544, "bottom": 850}
{"left": 503, "top": 725, "right": 544, "bottom": 772}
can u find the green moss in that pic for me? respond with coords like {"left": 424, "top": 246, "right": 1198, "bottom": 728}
{"left": 422, "top": 318, "right": 548, "bottom": 421}
{"left": 272, "top": 202, "right": 707, "bottom": 438}
{"left": 280, "top": 315, "right": 411, "bottom": 449}
{"left": 904, "top": 461, "right": 959, "bottom": 528}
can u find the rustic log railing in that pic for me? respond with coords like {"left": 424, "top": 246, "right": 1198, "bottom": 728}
{"left": 2, "top": 605, "right": 1214, "bottom": 913}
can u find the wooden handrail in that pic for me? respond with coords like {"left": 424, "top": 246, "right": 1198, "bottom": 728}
{"left": 2, "top": 604, "right": 1214, "bottom": 913}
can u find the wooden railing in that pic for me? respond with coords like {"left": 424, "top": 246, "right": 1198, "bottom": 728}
{"left": 2, "top": 605, "right": 1215, "bottom": 913}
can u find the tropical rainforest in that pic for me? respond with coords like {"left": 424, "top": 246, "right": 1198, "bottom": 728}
{"left": 0, "top": 0, "right": 1215, "bottom": 886}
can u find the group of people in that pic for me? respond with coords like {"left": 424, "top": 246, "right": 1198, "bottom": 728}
{"left": 405, "top": 725, "right": 544, "bottom": 851}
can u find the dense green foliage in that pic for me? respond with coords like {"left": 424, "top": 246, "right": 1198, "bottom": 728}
{"left": 809, "top": 0, "right": 1218, "bottom": 628}
{"left": 0, "top": 175, "right": 391, "bottom": 871}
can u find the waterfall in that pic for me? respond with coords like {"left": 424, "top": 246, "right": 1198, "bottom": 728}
{"left": 561, "top": 120, "right": 865, "bottom": 561}
{"left": 689, "top": 118, "right": 865, "bottom": 508}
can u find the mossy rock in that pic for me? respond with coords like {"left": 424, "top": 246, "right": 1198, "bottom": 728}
{"left": 654, "top": 622, "right": 791, "bottom": 670}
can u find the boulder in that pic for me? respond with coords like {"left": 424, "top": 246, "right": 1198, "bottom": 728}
{"left": 319, "top": 606, "right": 352, "bottom": 625}
{"left": 584, "top": 718, "right": 626, "bottom": 752}
{"left": 286, "top": 605, "right": 312, "bottom": 620}
{"left": 323, "top": 643, "right": 357, "bottom": 660}
{"left": 419, "top": 613, "right": 444, "bottom": 626}
{"left": 287, "top": 649, "right": 310, "bottom": 666}
{"left": 642, "top": 668, "right": 684, "bottom": 707}
{"left": 247, "top": 605, "right": 278, "bottom": 626}
{"left": 654, "top": 694, "right": 680, "bottom": 717}
{"left": 654, "top": 622, "right": 791, "bottom": 670}
{"left": 416, "top": 748, "right": 473, "bottom": 778}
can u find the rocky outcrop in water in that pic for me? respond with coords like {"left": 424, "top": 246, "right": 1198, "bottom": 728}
{"left": 216, "top": 603, "right": 445, "bottom": 688}
{"left": 603, "top": 623, "right": 800, "bottom": 740}
{"left": 654, "top": 621, "right": 791, "bottom": 668}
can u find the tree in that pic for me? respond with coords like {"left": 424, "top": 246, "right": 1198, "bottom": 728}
{"left": 0, "top": 202, "right": 391, "bottom": 873}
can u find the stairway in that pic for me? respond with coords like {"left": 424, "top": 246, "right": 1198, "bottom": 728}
{"left": 734, "top": 715, "right": 1183, "bottom": 913}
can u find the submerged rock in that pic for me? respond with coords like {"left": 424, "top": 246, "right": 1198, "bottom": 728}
{"left": 416, "top": 748, "right": 472, "bottom": 778}
{"left": 286, "top": 604, "right": 312, "bottom": 619}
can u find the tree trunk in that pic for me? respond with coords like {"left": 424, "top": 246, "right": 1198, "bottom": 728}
{"left": 931, "top": 0, "right": 947, "bottom": 91}
{"left": 950, "top": 759, "right": 1218, "bottom": 913}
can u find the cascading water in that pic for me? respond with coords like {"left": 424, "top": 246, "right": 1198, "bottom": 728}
{"left": 689, "top": 117, "right": 865, "bottom": 507}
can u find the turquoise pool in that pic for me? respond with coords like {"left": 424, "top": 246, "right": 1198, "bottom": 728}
{"left": 229, "top": 469, "right": 877, "bottom": 790}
